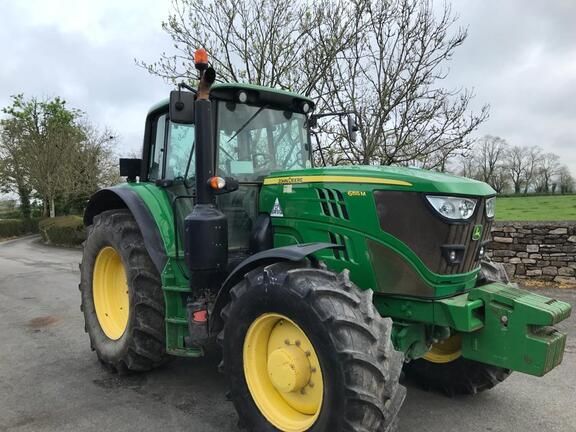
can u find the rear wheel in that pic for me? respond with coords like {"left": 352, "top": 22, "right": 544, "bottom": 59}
{"left": 80, "top": 209, "right": 167, "bottom": 372}
{"left": 221, "top": 262, "right": 405, "bottom": 432}
{"left": 403, "top": 259, "right": 512, "bottom": 396}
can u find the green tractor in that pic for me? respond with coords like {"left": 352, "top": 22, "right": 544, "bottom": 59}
{"left": 80, "top": 51, "right": 571, "bottom": 432}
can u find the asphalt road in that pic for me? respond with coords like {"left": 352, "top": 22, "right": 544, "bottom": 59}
{"left": 0, "top": 236, "right": 574, "bottom": 432}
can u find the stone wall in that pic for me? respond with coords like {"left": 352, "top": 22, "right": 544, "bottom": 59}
{"left": 488, "top": 222, "right": 576, "bottom": 283}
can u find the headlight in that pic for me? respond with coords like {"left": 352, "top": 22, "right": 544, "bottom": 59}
{"left": 485, "top": 197, "right": 496, "bottom": 218}
{"left": 426, "top": 196, "right": 477, "bottom": 220}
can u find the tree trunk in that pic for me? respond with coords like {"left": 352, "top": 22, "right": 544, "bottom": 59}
{"left": 50, "top": 197, "right": 56, "bottom": 218}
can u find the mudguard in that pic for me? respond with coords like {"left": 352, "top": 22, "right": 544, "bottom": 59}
{"left": 209, "top": 243, "right": 339, "bottom": 333}
{"left": 84, "top": 187, "right": 167, "bottom": 273}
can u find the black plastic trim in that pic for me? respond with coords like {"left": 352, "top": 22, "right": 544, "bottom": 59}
{"left": 84, "top": 187, "right": 167, "bottom": 273}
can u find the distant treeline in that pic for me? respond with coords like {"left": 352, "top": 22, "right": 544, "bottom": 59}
{"left": 456, "top": 135, "right": 574, "bottom": 194}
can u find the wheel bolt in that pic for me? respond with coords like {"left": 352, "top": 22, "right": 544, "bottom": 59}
{"left": 284, "top": 339, "right": 290, "bottom": 345}
{"left": 295, "top": 340, "right": 301, "bottom": 347}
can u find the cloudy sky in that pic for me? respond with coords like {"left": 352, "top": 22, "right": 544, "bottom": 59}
{"left": 1, "top": 0, "right": 575, "bottom": 174}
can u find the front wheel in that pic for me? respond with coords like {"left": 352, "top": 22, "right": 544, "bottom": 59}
{"left": 79, "top": 209, "right": 167, "bottom": 372}
{"left": 403, "top": 259, "right": 512, "bottom": 396}
{"left": 403, "top": 341, "right": 511, "bottom": 396}
{"left": 220, "top": 262, "right": 405, "bottom": 432}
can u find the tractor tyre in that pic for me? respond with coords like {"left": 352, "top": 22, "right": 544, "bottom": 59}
{"left": 403, "top": 258, "right": 512, "bottom": 396}
{"left": 402, "top": 353, "right": 511, "bottom": 397}
{"left": 220, "top": 261, "right": 406, "bottom": 432}
{"left": 80, "top": 209, "right": 167, "bottom": 373}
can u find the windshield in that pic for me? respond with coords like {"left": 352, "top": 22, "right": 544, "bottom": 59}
{"left": 217, "top": 102, "right": 310, "bottom": 182}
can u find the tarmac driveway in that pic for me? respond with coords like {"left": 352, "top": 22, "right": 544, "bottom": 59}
{"left": 0, "top": 236, "right": 574, "bottom": 432}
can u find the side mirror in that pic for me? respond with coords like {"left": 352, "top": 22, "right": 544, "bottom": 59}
{"left": 347, "top": 114, "right": 359, "bottom": 142}
{"left": 169, "top": 90, "right": 195, "bottom": 124}
{"left": 119, "top": 158, "right": 141, "bottom": 182}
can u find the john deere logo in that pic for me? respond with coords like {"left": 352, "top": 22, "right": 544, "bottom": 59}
{"left": 472, "top": 225, "right": 483, "bottom": 241}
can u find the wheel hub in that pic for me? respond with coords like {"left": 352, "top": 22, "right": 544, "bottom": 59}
{"left": 423, "top": 334, "right": 462, "bottom": 364}
{"left": 93, "top": 246, "right": 129, "bottom": 340}
{"left": 243, "top": 313, "right": 324, "bottom": 432}
{"left": 267, "top": 346, "right": 311, "bottom": 393}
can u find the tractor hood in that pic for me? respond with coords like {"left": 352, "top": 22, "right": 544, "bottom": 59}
{"left": 264, "top": 165, "right": 496, "bottom": 196}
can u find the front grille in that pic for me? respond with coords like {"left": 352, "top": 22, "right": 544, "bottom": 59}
{"left": 374, "top": 191, "right": 492, "bottom": 275}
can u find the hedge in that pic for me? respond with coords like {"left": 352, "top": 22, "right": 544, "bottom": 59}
{"left": 39, "top": 216, "right": 86, "bottom": 247}
{"left": 0, "top": 218, "right": 43, "bottom": 239}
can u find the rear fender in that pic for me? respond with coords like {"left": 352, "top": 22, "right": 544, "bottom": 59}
{"left": 84, "top": 187, "right": 167, "bottom": 273}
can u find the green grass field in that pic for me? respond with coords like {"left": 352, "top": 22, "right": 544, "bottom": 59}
{"left": 496, "top": 195, "right": 576, "bottom": 221}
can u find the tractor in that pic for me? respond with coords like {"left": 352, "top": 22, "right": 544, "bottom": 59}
{"left": 80, "top": 49, "right": 571, "bottom": 432}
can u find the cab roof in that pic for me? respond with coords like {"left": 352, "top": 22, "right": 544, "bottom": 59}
{"left": 147, "top": 82, "right": 314, "bottom": 115}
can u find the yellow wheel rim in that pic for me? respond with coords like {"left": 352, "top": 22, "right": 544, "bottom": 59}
{"left": 423, "top": 334, "right": 462, "bottom": 364}
{"left": 243, "top": 313, "right": 324, "bottom": 432}
{"left": 93, "top": 247, "right": 129, "bottom": 340}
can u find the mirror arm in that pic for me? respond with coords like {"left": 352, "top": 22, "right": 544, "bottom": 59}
{"left": 309, "top": 110, "right": 355, "bottom": 124}
{"left": 178, "top": 82, "right": 197, "bottom": 95}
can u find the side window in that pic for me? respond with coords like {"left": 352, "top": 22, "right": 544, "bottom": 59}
{"left": 149, "top": 114, "right": 167, "bottom": 181}
{"left": 166, "top": 123, "right": 195, "bottom": 180}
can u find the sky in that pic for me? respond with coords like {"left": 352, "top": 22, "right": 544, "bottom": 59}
{"left": 0, "top": 0, "right": 575, "bottom": 175}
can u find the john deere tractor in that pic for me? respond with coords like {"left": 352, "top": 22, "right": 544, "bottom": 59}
{"left": 80, "top": 50, "right": 571, "bottom": 432}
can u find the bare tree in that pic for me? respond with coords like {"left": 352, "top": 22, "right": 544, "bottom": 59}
{"left": 473, "top": 135, "right": 508, "bottom": 191}
{"left": 139, "top": 0, "right": 355, "bottom": 97}
{"left": 319, "top": 0, "right": 488, "bottom": 166}
{"left": 505, "top": 145, "right": 528, "bottom": 194}
{"left": 59, "top": 122, "right": 119, "bottom": 213}
{"left": 142, "top": 0, "right": 487, "bottom": 167}
{"left": 558, "top": 165, "right": 574, "bottom": 194}
{"left": 455, "top": 137, "right": 573, "bottom": 195}
{"left": 535, "top": 152, "right": 560, "bottom": 193}
{"left": 458, "top": 150, "right": 478, "bottom": 179}
{"left": 520, "top": 146, "right": 542, "bottom": 193}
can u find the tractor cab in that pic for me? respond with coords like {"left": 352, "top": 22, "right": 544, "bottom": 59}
{"left": 138, "top": 82, "right": 315, "bottom": 259}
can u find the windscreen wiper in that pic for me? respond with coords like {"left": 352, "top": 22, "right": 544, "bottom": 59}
{"left": 227, "top": 106, "right": 266, "bottom": 143}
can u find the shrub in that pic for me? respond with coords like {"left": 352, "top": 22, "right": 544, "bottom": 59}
{"left": 0, "top": 210, "right": 22, "bottom": 219}
{"left": 22, "top": 217, "right": 43, "bottom": 234}
{"left": 0, "top": 219, "right": 26, "bottom": 238}
{"left": 0, "top": 217, "right": 44, "bottom": 239}
{"left": 39, "top": 216, "right": 85, "bottom": 247}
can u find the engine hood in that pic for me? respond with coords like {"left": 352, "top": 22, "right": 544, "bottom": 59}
{"left": 264, "top": 165, "right": 496, "bottom": 196}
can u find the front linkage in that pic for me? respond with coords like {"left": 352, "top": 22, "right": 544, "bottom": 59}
{"left": 377, "top": 279, "right": 571, "bottom": 378}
